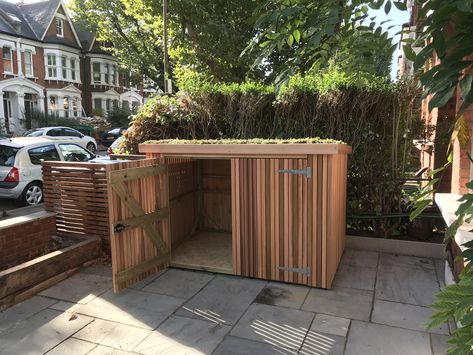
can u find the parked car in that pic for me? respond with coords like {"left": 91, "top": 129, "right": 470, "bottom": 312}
{"left": 0, "top": 137, "right": 96, "bottom": 206}
{"left": 101, "top": 127, "right": 127, "bottom": 147}
{"left": 107, "top": 136, "right": 125, "bottom": 156}
{"left": 23, "top": 127, "right": 97, "bottom": 153}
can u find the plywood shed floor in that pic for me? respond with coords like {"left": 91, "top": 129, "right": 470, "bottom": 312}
{"left": 171, "top": 232, "right": 233, "bottom": 274}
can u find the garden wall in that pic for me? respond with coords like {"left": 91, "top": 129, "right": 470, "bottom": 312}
{"left": 0, "top": 211, "right": 56, "bottom": 268}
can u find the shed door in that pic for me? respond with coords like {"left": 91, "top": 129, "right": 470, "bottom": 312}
{"left": 108, "top": 159, "right": 171, "bottom": 292}
{"left": 231, "top": 157, "right": 313, "bottom": 285}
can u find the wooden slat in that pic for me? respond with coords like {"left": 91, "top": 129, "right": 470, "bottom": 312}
{"left": 115, "top": 208, "right": 169, "bottom": 232}
{"left": 109, "top": 165, "right": 167, "bottom": 184}
{"left": 111, "top": 181, "right": 169, "bottom": 254}
{"left": 116, "top": 252, "right": 170, "bottom": 284}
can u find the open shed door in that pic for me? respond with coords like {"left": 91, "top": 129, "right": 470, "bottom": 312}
{"left": 107, "top": 158, "right": 171, "bottom": 292}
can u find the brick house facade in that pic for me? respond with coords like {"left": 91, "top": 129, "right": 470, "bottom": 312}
{"left": 0, "top": 0, "right": 155, "bottom": 135}
{"left": 399, "top": 1, "right": 472, "bottom": 194}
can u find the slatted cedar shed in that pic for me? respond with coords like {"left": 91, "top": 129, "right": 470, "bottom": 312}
{"left": 107, "top": 140, "right": 351, "bottom": 291}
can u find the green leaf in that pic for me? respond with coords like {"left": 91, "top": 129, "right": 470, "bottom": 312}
{"left": 403, "top": 45, "right": 416, "bottom": 62}
{"left": 286, "top": 34, "right": 294, "bottom": 46}
{"left": 384, "top": 0, "right": 392, "bottom": 14}
{"left": 459, "top": 74, "right": 473, "bottom": 101}
{"left": 428, "top": 85, "right": 456, "bottom": 111}
{"left": 293, "top": 29, "right": 301, "bottom": 43}
{"left": 393, "top": 1, "right": 407, "bottom": 11}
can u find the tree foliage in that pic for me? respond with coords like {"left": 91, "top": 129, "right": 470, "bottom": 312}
{"left": 244, "top": 0, "right": 399, "bottom": 84}
{"left": 71, "top": 0, "right": 258, "bottom": 87}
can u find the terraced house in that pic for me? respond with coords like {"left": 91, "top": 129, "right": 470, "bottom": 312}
{"left": 0, "top": 0, "right": 152, "bottom": 135}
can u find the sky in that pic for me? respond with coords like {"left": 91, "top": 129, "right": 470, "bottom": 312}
{"left": 369, "top": 6, "right": 410, "bottom": 80}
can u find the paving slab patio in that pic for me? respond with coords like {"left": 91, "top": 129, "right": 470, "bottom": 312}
{"left": 0, "top": 249, "right": 451, "bottom": 355}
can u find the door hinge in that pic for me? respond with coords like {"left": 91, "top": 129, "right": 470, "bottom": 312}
{"left": 277, "top": 167, "right": 312, "bottom": 178}
{"left": 277, "top": 266, "right": 311, "bottom": 276}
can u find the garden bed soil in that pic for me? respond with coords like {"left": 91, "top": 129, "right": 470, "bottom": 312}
{"left": 0, "top": 236, "right": 101, "bottom": 311}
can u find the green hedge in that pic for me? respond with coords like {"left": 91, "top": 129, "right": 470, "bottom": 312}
{"left": 123, "top": 71, "right": 422, "bottom": 237}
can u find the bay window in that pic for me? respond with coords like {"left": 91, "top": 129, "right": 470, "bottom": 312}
{"left": 104, "top": 63, "right": 109, "bottom": 84}
{"left": 46, "top": 54, "right": 57, "bottom": 78}
{"left": 93, "top": 62, "right": 101, "bottom": 83}
{"left": 3, "top": 47, "right": 12, "bottom": 73}
{"left": 61, "top": 56, "right": 67, "bottom": 80}
{"left": 24, "top": 50, "right": 33, "bottom": 76}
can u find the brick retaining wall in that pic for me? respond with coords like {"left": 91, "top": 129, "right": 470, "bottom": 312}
{"left": 0, "top": 212, "right": 56, "bottom": 268}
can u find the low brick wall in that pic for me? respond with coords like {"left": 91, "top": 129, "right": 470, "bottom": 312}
{"left": 0, "top": 211, "right": 56, "bottom": 268}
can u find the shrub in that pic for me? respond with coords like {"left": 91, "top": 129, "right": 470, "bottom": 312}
{"left": 107, "top": 105, "right": 133, "bottom": 127}
{"left": 123, "top": 70, "right": 421, "bottom": 237}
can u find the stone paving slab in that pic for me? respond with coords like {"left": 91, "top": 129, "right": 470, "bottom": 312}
{"left": 45, "top": 338, "right": 96, "bottom": 355}
{"left": 431, "top": 333, "right": 451, "bottom": 355}
{"left": 372, "top": 299, "right": 449, "bottom": 335}
{"left": 230, "top": 303, "right": 314, "bottom": 351}
{"left": 332, "top": 264, "right": 377, "bottom": 291}
{"left": 39, "top": 272, "right": 112, "bottom": 304}
{"left": 345, "top": 320, "right": 431, "bottom": 355}
{"left": 142, "top": 269, "right": 214, "bottom": 299}
{"left": 311, "top": 313, "right": 350, "bottom": 337}
{"left": 88, "top": 345, "right": 139, "bottom": 355}
{"left": 74, "top": 318, "right": 151, "bottom": 351}
{"left": 378, "top": 254, "right": 435, "bottom": 270}
{"left": 0, "top": 296, "right": 56, "bottom": 334}
{"left": 300, "top": 331, "right": 346, "bottom": 355}
{"left": 0, "top": 308, "right": 94, "bottom": 355}
{"left": 302, "top": 287, "right": 373, "bottom": 321}
{"left": 176, "top": 275, "right": 266, "bottom": 325}
{"left": 76, "top": 289, "right": 184, "bottom": 330}
{"left": 134, "top": 315, "right": 230, "bottom": 355}
{"left": 375, "top": 265, "right": 439, "bottom": 306}
{"left": 340, "top": 249, "right": 379, "bottom": 269}
{"left": 213, "top": 336, "right": 296, "bottom": 355}
{"left": 254, "top": 282, "right": 310, "bottom": 309}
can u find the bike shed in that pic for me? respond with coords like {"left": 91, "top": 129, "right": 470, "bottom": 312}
{"left": 107, "top": 141, "right": 351, "bottom": 292}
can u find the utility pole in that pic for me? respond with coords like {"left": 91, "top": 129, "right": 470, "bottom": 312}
{"left": 163, "top": 0, "right": 171, "bottom": 94}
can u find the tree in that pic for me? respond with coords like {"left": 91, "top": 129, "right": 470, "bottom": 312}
{"left": 244, "top": 0, "right": 398, "bottom": 84}
{"left": 70, "top": 0, "right": 258, "bottom": 88}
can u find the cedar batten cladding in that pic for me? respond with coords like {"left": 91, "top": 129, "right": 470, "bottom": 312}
{"left": 139, "top": 142, "right": 351, "bottom": 289}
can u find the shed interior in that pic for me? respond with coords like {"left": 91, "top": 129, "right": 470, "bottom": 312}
{"left": 168, "top": 158, "right": 233, "bottom": 274}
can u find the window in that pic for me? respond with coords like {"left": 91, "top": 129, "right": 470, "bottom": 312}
{"left": 94, "top": 98, "right": 102, "bottom": 109}
{"left": 104, "top": 63, "right": 109, "bottom": 84}
{"left": 61, "top": 56, "right": 67, "bottom": 80}
{"left": 62, "top": 128, "right": 82, "bottom": 137}
{"left": 72, "top": 97, "right": 78, "bottom": 117}
{"left": 46, "top": 128, "right": 62, "bottom": 137}
{"left": 3, "top": 47, "right": 12, "bottom": 73}
{"left": 92, "top": 62, "right": 101, "bottom": 83}
{"left": 63, "top": 96, "right": 69, "bottom": 118}
{"left": 46, "top": 54, "right": 57, "bottom": 78}
{"left": 24, "top": 128, "right": 45, "bottom": 137}
{"left": 110, "top": 65, "right": 116, "bottom": 85}
{"left": 106, "top": 99, "right": 111, "bottom": 113}
{"left": 58, "top": 144, "right": 93, "bottom": 162}
{"left": 24, "top": 50, "right": 33, "bottom": 76}
{"left": 0, "top": 145, "right": 19, "bottom": 167}
{"left": 28, "top": 145, "right": 60, "bottom": 165}
{"left": 70, "top": 59, "right": 77, "bottom": 81}
{"left": 56, "top": 18, "right": 64, "bottom": 37}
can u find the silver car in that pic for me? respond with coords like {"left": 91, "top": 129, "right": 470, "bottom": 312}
{"left": 0, "top": 137, "right": 95, "bottom": 206}
{"left": 23, "top": 126, "right": 97, "bottom": 153}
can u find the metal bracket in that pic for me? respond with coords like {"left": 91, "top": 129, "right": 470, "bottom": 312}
{"left": 277, "top": 266, "right": 311, "bottom": 276}
{"left": 114, "top": 223, "right": 126, "bottom": 233}
{"left": 277, "top": 167, "right": 312, "bottom": 178}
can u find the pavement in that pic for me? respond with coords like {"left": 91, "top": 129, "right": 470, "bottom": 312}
{"left": 0, "top": 250, "right": 451, "bottom": 355}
